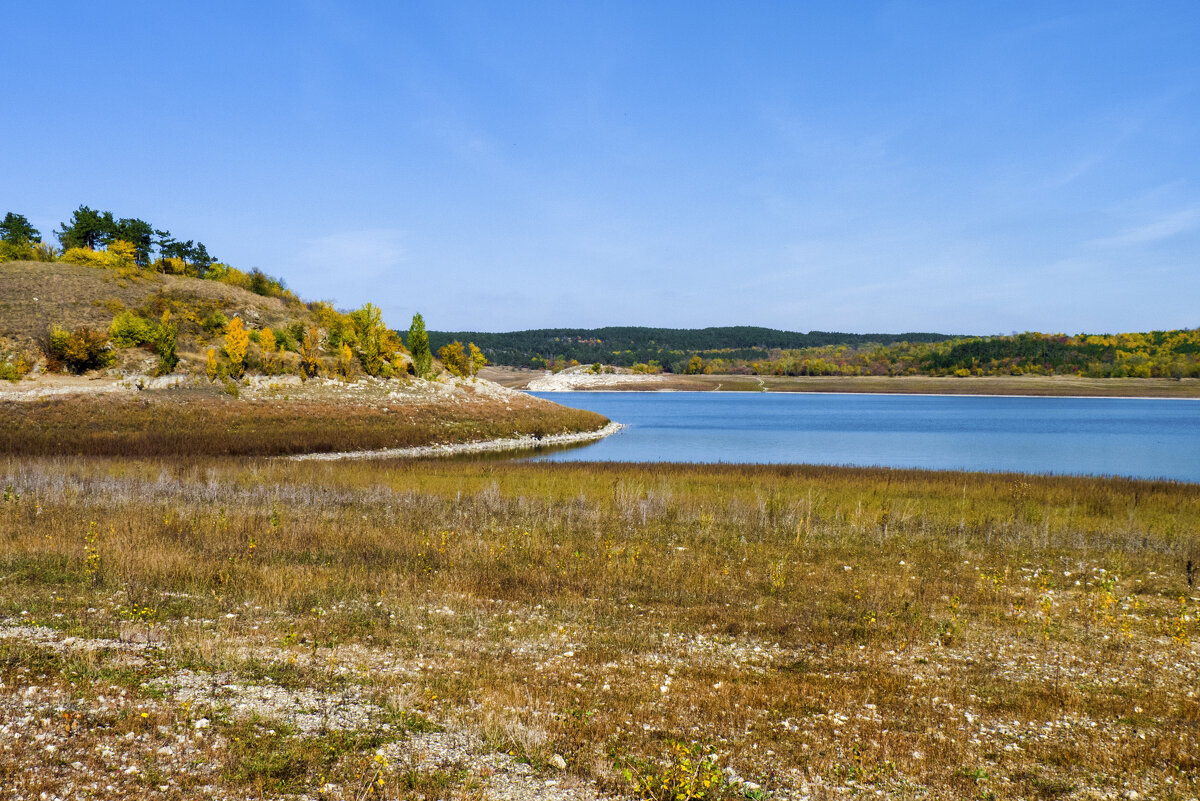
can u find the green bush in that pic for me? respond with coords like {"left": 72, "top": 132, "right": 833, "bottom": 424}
{"left": 154, "top": 312, "right": 178, "bottom": 375}
{"left": 201, "top": 310, "right": 229, "bottom": 336}
{"left": 109, "top": 311, "right": 155, "bottom": 348}
{"left": 282, "top": 322, "right": 307, "bottom": 352}
{"left": 273, "top": 327, "right": 297, "bottom": 352}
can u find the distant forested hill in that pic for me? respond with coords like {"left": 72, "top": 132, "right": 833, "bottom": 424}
{"left": 429, "top": 326, "right": 1200, "bottom": 379}
{"left": 427, "top": 326, "right": 955, "bottom": 371}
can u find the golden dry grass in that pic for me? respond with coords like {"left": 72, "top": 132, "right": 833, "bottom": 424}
{"left": 0, "top": 260, "right": 302, "bottom": 347}
{"left": 0, "top": 457, "right": 1196, "bottom": 799}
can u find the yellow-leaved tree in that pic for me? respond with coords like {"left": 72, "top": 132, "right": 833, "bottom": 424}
{"left": 224, "top": 316, "right": 249, "bottom": 379}
{"left": 437, "top": 341, "right": 468, "bottom": 377}
{"left": 106, "top": 240, "right": 137, "bottom": 271}
{"left": 469, "top": 342, "right": 487, "bottom": 376}
{"left": 205, "top": 348, "right": 220, "bottom": 382}
{"left": 349, "top": 303, "right": 391, "bottom": 376}
{"left": 259, "top": 327, "right": 277, "bottom": 375}
{"left": 335, "top": 342, "right": 355, "bottom": 380}
{"left": 298, "top": 326, "right": 322, "bottom": 378}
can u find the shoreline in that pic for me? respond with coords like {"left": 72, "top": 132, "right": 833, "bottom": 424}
{"left": 532, "top": 388, "right": 1200, "bottom": 401}
{"left": 481, "top": 367, "right": 1200, "bottom": 399}
{"left": 287, "top": 420, "right": 625, "bottom": 461}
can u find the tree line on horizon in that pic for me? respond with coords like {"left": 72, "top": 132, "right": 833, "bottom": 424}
{"left": 428, "top": 326, "right": 957, "bottom": 371}
{"left": 432, "top": 326, "right": 1200, "bottom": 379}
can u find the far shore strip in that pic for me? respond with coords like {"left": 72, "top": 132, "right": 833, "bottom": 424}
{"left": 288, "top": 421, "right": 626, "bottom": 461}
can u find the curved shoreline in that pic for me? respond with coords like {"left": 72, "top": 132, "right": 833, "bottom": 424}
{"left": 287, "top": 421, "right": 625, "bottom": 461}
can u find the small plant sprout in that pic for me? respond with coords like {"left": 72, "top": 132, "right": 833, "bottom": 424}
{"left": 83, "top": 521, "right": 100, "bottom": 585}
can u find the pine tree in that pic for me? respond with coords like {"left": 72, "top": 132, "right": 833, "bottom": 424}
{"left": 408, "top": 313, "right": 432, "bottom": 379}
{"left": 0, "top": 212, "right": 40, "bottom": 244}
{"left": 154, "top": 311, "right": 178, "bottom": 375}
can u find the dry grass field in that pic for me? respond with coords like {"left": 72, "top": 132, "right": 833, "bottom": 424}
{"left": 1, "top": 456, "right": 1196, "bottom": 800}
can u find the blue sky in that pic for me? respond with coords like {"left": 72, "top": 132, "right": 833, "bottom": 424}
{"left": 3, "top": 1, "right": 1198, "bottom": 334}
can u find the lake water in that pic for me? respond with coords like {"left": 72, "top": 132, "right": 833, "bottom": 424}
{"left": 527, "top": 391, "right": 1200, "bottom": 483}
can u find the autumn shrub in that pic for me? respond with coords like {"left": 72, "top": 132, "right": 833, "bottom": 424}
{"left": 335, "top": 342, "right": 356, "bottom": 380}
{"left": 206, "top": 263, "right": 300, "bottom": 303}
{"left": 59, "top": 241, "right": 140, "bottom": 275}
{"left": 617, "top": 741, "right": 729, "bottom": 801}
{"left": 298, "top": 326, "right": 322, "bottom": 378}
{"left": 153, "top": 256, "right": 189, "bottom": 275}
{"left": 0, "top": 240, "right": 37, "bottom": 262}
{"left": 0, "top": 352, "right": 32, "bottom": 382}
{"left": 438, "top": 341, "right": 468, "bottom": 378}
{"left": 46, "top": 325, "right": 115, "bottom": 374}
{"left": 61, "top": 247, "right": 111, "bottom": 268}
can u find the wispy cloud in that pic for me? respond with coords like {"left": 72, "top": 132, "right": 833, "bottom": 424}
{"left": 294, "top": 229, "right": 406, "bottom": 273}
{"left": 285, "top": 229, "right": 407, "bottom": 309}
{"left": 1089, "top": 207, "right": 1200, "bottom": 248}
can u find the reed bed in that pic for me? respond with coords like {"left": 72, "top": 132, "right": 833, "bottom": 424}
{"left": 0, "top": 457, "right": 1196, "bottom": 799}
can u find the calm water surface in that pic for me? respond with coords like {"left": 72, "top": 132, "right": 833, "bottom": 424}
{"left": 528, "top": 391, "right": 1200, "bottom": 483}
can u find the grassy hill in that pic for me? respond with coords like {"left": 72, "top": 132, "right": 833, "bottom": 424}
{"left": 0, "top": 259, "right": 609, "bottom": 456}
{"left": 0, "top": 259, "right": 310, "bottom": 366}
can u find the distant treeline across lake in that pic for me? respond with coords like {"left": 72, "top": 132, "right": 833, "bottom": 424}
{"left": 429, "top": 326, "right": 1200, "bottom": 379}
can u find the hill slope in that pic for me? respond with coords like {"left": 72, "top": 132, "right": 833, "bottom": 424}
{"left": 1, "top": 259, "right": 307, "bottom": 352}
{"left": 0, "top": 259, "right": 610, "bottom": 456}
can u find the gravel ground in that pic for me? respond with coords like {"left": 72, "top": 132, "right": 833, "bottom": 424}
{"left": 525, "top": 368, "right": 666, "bottom": 392}
{"left": 0, "top": 618, "right": 630, "bottom": 801}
